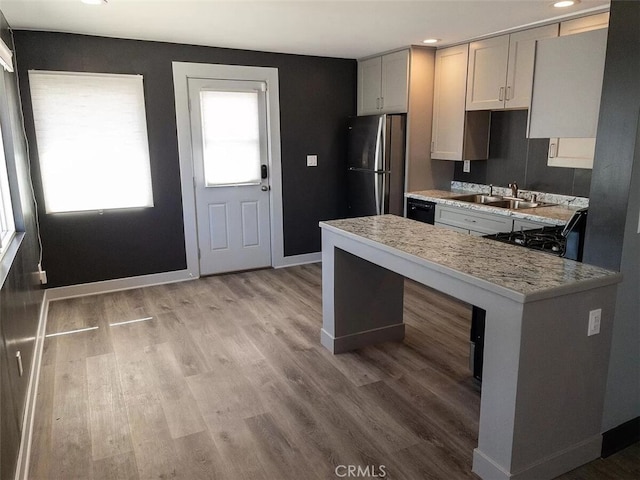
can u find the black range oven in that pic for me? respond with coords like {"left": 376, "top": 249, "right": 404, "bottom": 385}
{"left": 470, "top": 208, "right": 589, "bottom": 382}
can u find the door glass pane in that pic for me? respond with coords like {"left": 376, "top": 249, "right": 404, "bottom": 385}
{"left": 200, "top": 90, "right": 261, "bottom": 186}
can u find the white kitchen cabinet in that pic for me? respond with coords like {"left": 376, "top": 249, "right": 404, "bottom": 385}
{"left": 559, "top": 12, "right": 609, "bottom": 36}
{"left": 513, "top": 218, "right": 557, "bottom": 231}
{"left": 358, "top": 56, "right": 382, "bottom": 116}
{"left": 434, "top": 222, "right": 469, "bottom": 234}
{"left": 466, "top": 35, "right": 509, "bottom": 110}
{"left": 357, "top": 49, "right": 409, "bottom": 115}
{"left": 504, "top": 25, "right": 559, "bottom": 109}
{"left": 528, "top": 28, "right": 607, "bottom": 138}
{"left": 530, "top": 13, "right": 609, "bottom": 169}
{"left": 547, "top": 137, "right": 597, "bottom": 169}
{"left": 465, "top": 24, "right": 558, "bottom": 111}
{"left": 435, "top": 204, "right": 512, "bottom": 235}
{"left": 431, "top": 44, "right": 490, "bottom": 161}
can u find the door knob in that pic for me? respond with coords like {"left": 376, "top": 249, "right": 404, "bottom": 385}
{"left": 261, "top": 185, "right": 269, "bottom": 191}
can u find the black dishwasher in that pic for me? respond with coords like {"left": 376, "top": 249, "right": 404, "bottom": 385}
{"left": 407, "top": 197, "right": 436, "bottom": 224}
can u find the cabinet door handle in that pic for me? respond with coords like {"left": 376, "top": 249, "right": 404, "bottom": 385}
{"left": 549, "top": 142, "right": 557, "bottom": 158}
{"left": 380, "top": 97, "right": 384, "bottom": 109}
{"left": 499, "top": 86, "right": 505, "bottom": 102}
{"left": 506, "top": 86, "right": 512, "bottom": 101}
{"left": 464, "top": 218, "right": 477, "bottom": 223}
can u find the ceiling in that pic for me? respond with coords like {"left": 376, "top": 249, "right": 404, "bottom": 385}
{"left": 0, "top": 0, "right": 610, "bottom": 59}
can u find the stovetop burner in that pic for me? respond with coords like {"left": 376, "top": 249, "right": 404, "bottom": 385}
{"left": 487, "top": 226, "right": 567, "bottom": 256}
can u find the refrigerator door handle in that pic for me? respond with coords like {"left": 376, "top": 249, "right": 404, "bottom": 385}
{"left": 375, "top": 173, "right": 383, "bottom": 215}
{"left": 374, "top": 116, "right": 384, "bottom": 172}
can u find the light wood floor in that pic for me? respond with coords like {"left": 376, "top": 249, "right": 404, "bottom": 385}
{"left": 28, "top": 264, "right": 639, "bottom": 479}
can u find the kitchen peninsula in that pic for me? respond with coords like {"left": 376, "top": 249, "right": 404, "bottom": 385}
{"left": 319, "top": 215, "right": 621, "bottom": 480}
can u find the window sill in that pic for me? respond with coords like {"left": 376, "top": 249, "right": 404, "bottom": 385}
{"left": 0, "top": 232, "right": 26, "bottom": 291}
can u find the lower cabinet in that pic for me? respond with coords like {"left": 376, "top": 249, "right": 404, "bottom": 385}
{"left": 435, "top": 204, "right": 513, "bottom": 235}
{"left": 436, "top": 204, "right": 557, "bottom": 236}
{"left": 513, "top": 218, "right": 555, "bottom": 231}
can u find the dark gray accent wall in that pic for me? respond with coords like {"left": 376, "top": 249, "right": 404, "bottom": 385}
{"left": 13, "top": 31, "right": 355, "bottom": 287}
{"left": 454, "top": 110, "right": 592, "bottom": 197}
{"left": 582, "top": 1, "right": 640, "bottom": 434}
{"left": 0, "top": 12, "right": 45, "bottom": 480}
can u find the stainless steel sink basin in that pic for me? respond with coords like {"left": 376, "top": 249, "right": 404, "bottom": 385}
{"left": 486, "top": 199, "right": 554, "bottom": 209}
{"left": 450, "top": 194, "right": 556, "bottom": 209}
{"left": 450, "top": 194, "right": 504, "bottom": 204}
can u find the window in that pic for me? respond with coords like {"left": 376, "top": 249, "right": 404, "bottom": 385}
{"left": 28, "top": 71, "right": 154, "bottom": 213}
{"left": 199, "top": 88, "right": 263, "bottom": 186}
{"left": 0, "top": 124, "right": 15, "bottom": 254}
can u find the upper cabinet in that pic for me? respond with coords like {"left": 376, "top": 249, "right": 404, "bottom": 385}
{"left": 357, "top": 49, "right": 409, "bottom": 115}
{"left": 528, "top": 13, "right": 609, "bottom": 140}
{"left": 528, "top": 28, "right": 608, "bottom": 138}
{"left": 465, "top": 24, "right": 558, "bottom": 111}
{"left": 431, "top": 44, "right": 490, "bottom": 161}
{"left": 465, "top": 35, "right": 509, "bottom": 110}
{"left": 529, "top": 12, "right": 609, "bottom": 169}
{"left": 559, "top": 12, "right": 609, "bottom": 36}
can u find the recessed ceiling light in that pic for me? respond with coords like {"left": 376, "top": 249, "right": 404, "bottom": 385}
{"left": 422, "top": 39, "right": 440, "bottom": 44}
{"left": 553, "top": 0, "right": 578, "bottom": 8}
{"left": 81, "top": 0, "right": 108, "bottom": 5}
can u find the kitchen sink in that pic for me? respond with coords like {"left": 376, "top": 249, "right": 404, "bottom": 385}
{"left": 486, "top": 199, "right": 538, "bottom": 209}
{"left": 450, "top": 194, "right": 505, "bottom": 204}
{"left": 486, "top": 198, "right": 555, "bottom": 209}
{"left": 450, "top": 194, "right": 555, "bottom": 209}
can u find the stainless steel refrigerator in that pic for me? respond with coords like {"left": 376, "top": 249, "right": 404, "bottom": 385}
{"left": 346, "top": 114, "right": 406, "bottom": 217}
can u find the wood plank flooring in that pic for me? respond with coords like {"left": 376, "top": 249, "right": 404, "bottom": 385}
{"left": 28, "top": 264, "right": 639, "bottom": 479}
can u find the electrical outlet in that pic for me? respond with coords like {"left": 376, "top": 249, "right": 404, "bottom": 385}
{"left": 306, "top": 154, "right": 318, "bottom": 167}
{"left": 463, "top": 160, "right": 471, "bottom": 173}
{"left": 39, "top": 270, "right": 47, "bottom": 285}
{"left": 588, "top": 308, "right": 601, "bottom": 336}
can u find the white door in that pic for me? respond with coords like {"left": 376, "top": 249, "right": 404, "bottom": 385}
{"left": 188, "top": 78, "right": 271, "bottom": 275}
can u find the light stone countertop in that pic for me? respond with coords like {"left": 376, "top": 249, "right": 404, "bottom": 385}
{"left": 320, "top": 215, "right": 621, "bottom": 301}
{"left": 406, "top": 189, "right": 582, "bottom": 225}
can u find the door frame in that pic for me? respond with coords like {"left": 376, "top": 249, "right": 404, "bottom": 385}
{"left": 172, "top": 61, "right": 284, "bottom": 277}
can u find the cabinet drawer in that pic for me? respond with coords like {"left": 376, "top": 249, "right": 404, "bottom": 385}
{"left": 436, "top": 205, "right": 512, "bottom": 234}
{"left": 513, "top": 218, "right": 557, "bottom": 231}
{"left": 434, "top": 221, "right": 469, "bottom": 234}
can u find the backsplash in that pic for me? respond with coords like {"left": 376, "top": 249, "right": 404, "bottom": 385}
{"left": 453, "top": 110, "right": 592, "bottom": 197}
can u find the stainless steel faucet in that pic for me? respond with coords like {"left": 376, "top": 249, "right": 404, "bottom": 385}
{"left": 509, "top": 182, "right": 519, "bottom": 198}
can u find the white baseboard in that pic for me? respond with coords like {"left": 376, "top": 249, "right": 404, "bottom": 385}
{"left": 45, "top": 269, "right": 197, "bottom": 301}
{"left": 14, "top": 291, "right": 49, "bottom": 480}
{"left": 274, "top": 252, "right": 321, "bottom": 268}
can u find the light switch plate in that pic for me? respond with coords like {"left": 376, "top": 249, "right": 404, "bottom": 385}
{"left": 307, "top": 155, "right": 318, "bottom": 167}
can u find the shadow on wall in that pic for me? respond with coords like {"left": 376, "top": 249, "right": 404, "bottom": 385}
{"left": 453, "top": 110, "right": 591, "bottom": 197}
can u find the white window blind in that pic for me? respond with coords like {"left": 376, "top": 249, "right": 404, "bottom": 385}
{"left": 28, "top": 71, "right": 154, "bottom": 213}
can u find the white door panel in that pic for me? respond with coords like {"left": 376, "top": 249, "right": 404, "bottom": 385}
{"left": 208, "top": 203, "right": 229, "bottom": 250}
{"left": 189, "top": 78, "right": 271, "bottom": 275}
